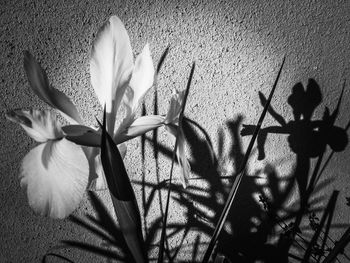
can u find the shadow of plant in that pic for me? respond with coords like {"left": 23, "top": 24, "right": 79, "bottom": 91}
{"left": 48, "top": 78, "right": 350, "bottom": 263}
{"left": 238, "top": 78, "right": 349, "bottom": 262}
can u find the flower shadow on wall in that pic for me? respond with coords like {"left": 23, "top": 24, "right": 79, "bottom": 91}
{"left": 56, "top": 78, "right": 350, "bottom": 262}
{"left": 237, "top": 79, "right": 350, "bottom": 262}
{"left": 139, "top": 79, "right": 350, "bottom": 262}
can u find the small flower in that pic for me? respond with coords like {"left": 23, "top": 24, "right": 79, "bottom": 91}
{"left": 7, "top": 15, "right": 165, "bottom": 218}
{"left": 164, "top": 90, "right": 191, "bottom": 188}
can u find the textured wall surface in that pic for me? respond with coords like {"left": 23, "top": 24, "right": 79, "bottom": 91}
{"left": 1, "top": 0, "right": 350, "bottom": 262}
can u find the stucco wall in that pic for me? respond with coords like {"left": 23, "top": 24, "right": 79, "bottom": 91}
{"left": 1, "top": 0, "right": 350, "bottom": 262}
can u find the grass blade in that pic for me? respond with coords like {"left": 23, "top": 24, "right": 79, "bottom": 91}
{"left": 42, "top": 252, "right": 75, "bottom": 263}
{"left": 87, "top": 191, "right": 121, "bottom": 237}
{"left": 98, "top": 107, "right": 147, "bottom": 263}
{"left": 201, "top": 57, "right": 286, "bottom": 263}
{"left": 69, "top": 215, "right": 116, "bottom": 244}
{"left": 302, "top": 191, "right": 338, "bottom": 262}
{"left": 156, "top": 45, "right": 170, "bottom": 74}
{"left": 157, "top": 63, "right": 195, "bottom": 263}
{"left": 61, "top": 240, "right": 123, "bottom": 260}
{"left": 322, "top": 226, "right": 350, "bottom": 263}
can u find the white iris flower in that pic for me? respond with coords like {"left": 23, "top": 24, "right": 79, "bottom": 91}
{"left": 6, "top": 15, "right": 191, "bottom": 219}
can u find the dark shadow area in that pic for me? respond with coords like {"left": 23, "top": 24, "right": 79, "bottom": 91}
{"left": 48, "top": 77, "right": 350, "bottom": 263}
{"left": 138, "top": 78, "right": 350, "bottom": 262}
{"left": 240, "top": 79, "right": 349, "bottom": 262}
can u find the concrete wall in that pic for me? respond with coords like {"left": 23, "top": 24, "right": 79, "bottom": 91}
{"left": 1, "top": 0, "right": 350, "bottom": 262}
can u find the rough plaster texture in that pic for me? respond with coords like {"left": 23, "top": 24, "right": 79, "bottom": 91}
{"left": 1, "top": 0, "right": 350, "bottom": 262}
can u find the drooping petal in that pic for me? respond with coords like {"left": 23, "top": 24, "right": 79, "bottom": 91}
{"left": 23, "top": 51, "right": 82, "bottom": 124}
{"left": 6, "top": 109, "right": 63, "bottom": 142}
{"left": 90, "top": 15, "right": 133, "bottom": 132}
{"left": 165, "top": 124, "right": 190, "bottom": 188}
{"left": 124, "top": 43, "right": 155, "bottom": 115}
{"left": 114, "top": 115, "right": 165, "bottom": 144}
{"left": 20, "top": 138, "right": 89, "bottom": 219}
{"left": 165, "top": 89, "right": 185, "bottom": 125}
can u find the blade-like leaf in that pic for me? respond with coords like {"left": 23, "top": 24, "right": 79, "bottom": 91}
{"left": 99, "top": 107, "right": 147, "bottom": 263}
{"left": 158, "top": 62, "right": 195, "bottom": 263}
{"left": 42, "top": 252, "right": 75, "bottom": 263}
{"left": 202, "top": 57, "right": 286, "bottom": 263}
{"left": 69, "top": 215, "right": 116, "bottom": 245}
{"left": 302, "top": 191, "right": 338, "bottom": 262}
{"left": 24, "top": 51, "right": 82, "bottom": 124}
{"left": 61, "top": 240, "right": 124, "bottom": 260}
{"left": 88, "top": 191, "right": 120, "bottom": 236}
{"left": 322, "top": 226, "right": 350, "bottom": 263}
{"left": 156, "top": 45, "right": 170, "bottom": 74}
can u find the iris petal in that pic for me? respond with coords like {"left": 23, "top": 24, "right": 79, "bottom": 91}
{"left": 6, "top": 109, "right": 63, "bottom": 142}
{"left": 90, "top": 15, "right": 133, "bottom": 133}
{"left": 165, "top": 90, "right": 185, "bottom": 125}
{"left": 20, "top": 138, "right": 89, "bottom": 219}
{"left": 23, "top": 51, "right": 82, "bottom": 124}
{"left": 115, "top": 115, "right": 165, "bottom": 144}
{"left": 125, "top": 43, "right": 155, "bottom": 114}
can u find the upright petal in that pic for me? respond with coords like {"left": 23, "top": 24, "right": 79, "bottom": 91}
{"left": 20, "top": 138, "right": 89, "bottom": 219}
{"left": 6, "top": 109, "right": 63, "bottom": 142}
{"left": 90, "top": 15, "right": 133, "bottom": 132}
{"left": 165, "top": 89, "right": 185, "bottom": 125}
{"left": 124, "top": 43, "right": 155, "bottom": 114}
{"left": 23, "top": 51, "right": 82, "bottom": 124}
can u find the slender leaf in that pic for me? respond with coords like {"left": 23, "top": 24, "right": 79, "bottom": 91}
{"left": 322, "top": 227, "right": 350, "bottom": 263}
{"left": 302, "top": 191, "right": 338, "bottom": 262}
{"left": 61, "top": 240, "right": 123, "bottom": 260}
{"left": 156, "top": 45, "right": 170, "bottom": 74}
{"left": 42, "top": 252, "right": 75, "bottom": 263}
{"left": 191, "top": 235, "right": 201, "bottom": 262}
{"left": 87, "top": 191, "right": 120, "bottom": 236}
{"left": 99, "top": 107, "right": 147, "bottom": 263}
{"left": 158, "top": 62, "right": 195, "bottom": 263}
{"left": 69, "top": 215, "right": 116, "bottom": 245}
{"left": 202, "top": 57, "right": 286, "bottom": 263}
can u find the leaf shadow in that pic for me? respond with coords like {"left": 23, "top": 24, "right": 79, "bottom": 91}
{"left": 48, "top": 65, "right": 350, "bottom": 263}
{"left": 140, "top": 78, "right": 349, "bottom": 262}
